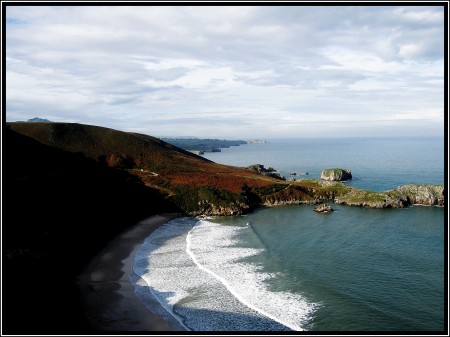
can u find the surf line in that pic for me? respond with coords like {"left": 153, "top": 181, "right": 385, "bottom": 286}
{"left": 132, "top": 221, "right": 192, "bottom": 331}
{"left": 134, "top": 270, "right": 192, "bottom": 331}
{"left": 185, "top": 220, "right": 303, "bottom": 332}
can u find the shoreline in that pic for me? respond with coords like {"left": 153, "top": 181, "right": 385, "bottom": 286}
{"left": 77, "top": 213, "right": 188, "bottom": 332}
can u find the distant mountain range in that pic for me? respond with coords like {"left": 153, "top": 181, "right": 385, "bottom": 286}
{"left": 27, "top": 117, "right": 52, "bottom": 122}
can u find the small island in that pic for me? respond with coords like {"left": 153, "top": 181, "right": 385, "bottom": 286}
{"left": 321, "top": 168, "right": 352, "bottom": 181}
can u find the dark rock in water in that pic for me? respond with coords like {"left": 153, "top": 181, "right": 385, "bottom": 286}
{"left": 321, "top": 168, "right": 352, "bottom": 181}
{"left": 247, "top": 164, "right": 285, "bottom": 180}
{"left": 314, "top": 203, "right": 334, "bottom": 213}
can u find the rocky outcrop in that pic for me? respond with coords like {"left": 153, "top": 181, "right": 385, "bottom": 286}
{"left": 390, "top": 185, "right": 444, "bottom": 206}
{"left": 321, "top": 168, "right": 352, "bottom": 181}
{"left": 188, "top": 202, "right": 249, "bottom": 216}
{"left": 334, "top": 184, "right": 444, "bottom": 208}
{"left": 189, "top": 150, "right": 205, "bottom": 155}
{"left": 314, "top": 203, "right": 333, "bottom": 213}
{"left": 247, "top": 164, "right": 286, "bottom": 180}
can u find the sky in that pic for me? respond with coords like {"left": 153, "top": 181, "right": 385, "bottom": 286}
{"left": 5, "top": 4, "right": 445, "bottom": 139}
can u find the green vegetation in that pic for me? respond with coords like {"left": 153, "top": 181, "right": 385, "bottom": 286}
{"left": 322, "top": 168, "right": 346, "bottom": 175}
{"left": 170, "top": 186, "right": 248, "bottom": 215}
{"left": 338, "top": 189, "right": 387, "bottom": 205}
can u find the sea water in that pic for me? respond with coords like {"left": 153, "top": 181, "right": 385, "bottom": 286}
{"left": 132, "top": 137, "right": 445, "bottom": 331}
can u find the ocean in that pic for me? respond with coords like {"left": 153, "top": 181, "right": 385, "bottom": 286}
{"left": 132, "top": 137, "right": 445, "bottom": 332}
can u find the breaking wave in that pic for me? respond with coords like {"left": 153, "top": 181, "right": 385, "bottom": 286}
{"left": 132, "top": 217, "right": 318, "bottom": 331}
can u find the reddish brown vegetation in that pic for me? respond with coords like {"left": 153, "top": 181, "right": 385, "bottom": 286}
{"left": 6, "top": 122, "right": 287, "bottom": 214}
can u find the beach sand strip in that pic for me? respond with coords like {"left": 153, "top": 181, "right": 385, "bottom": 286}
{"left": 78, "top": 213, "right": 188, "bottom": 332}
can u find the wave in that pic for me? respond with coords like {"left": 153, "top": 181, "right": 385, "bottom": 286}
{"left": 132, "top": 217, "right": 318, "bottom": 331}
{"left": 187, "top": 220, "right": 318, "bottom": 331}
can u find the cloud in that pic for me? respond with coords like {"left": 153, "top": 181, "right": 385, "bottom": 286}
{"left": 5, "top": 5, "right": 444, "bottom": 138}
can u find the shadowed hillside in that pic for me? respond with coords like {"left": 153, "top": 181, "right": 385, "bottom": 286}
{"left": 2, "top": 122, "right": 284, "bottom": 334}
{"left": 2, "top": 126, "right": 181, "bottom": 334}
{"left": 7, "top": 122, "right": 213, "bottom": 172}
{"left": 6, "top": 122, "right": 284, "bottom": 215}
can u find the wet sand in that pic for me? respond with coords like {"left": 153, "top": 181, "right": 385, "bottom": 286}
{"left": 78, "top": 213, "right": 188, "bottom": 332}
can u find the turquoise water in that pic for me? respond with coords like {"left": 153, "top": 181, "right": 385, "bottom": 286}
{"left": 216, "top": 204, "right": 444, "bottom": 331}
{"left": 133, "top": 137, "right": 446, "bottom": 332}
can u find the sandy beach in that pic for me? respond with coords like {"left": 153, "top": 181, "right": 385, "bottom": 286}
{"left": 78, "top": 213, "right": 188, "bottom": 332}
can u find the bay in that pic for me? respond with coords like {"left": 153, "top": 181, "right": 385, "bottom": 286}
{"left": 133, "top": 137, "right": 445, "bottom": 331}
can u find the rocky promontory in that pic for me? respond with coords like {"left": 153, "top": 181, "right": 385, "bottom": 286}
{"left": 334, "top": 184, "right": 444, "bottom": 208}
{"left": 259, "top": 180, "right": 443, "bottom": 211}
{"left": 321, "top": 168, "right": 352, "bottom": 181}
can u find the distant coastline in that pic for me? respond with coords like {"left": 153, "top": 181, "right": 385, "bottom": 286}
{"left": 162, "top": 137, "right": 269, "bottom": 154}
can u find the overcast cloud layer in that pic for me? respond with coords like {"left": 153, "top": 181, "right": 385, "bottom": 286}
{"left": 5, "top": 5, "right": 445, "bottom": 138}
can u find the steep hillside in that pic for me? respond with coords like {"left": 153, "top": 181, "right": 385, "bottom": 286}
{"left": 6, "top": 122, "right": 284, "bottom": 215}
{"left": 3, "top": 126, "right": 181, "bottom": 333}
{"left": 7, "top": 122, "right": 212, "bottom": 172}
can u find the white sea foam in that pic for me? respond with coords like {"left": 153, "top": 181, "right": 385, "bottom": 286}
{"left": 186, "top": 220, "right": 318, "bottom": 331}
{"left": 132, "top": 217, "right": 318, "bottom": 331}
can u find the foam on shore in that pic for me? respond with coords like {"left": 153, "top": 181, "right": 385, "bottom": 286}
{"left": 132, "top": 217, "right": 318, "bottom": 331}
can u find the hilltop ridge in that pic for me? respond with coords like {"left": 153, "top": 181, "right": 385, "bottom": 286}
{"left": 6, "top": 122, "right": 284, "bottom": 216}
